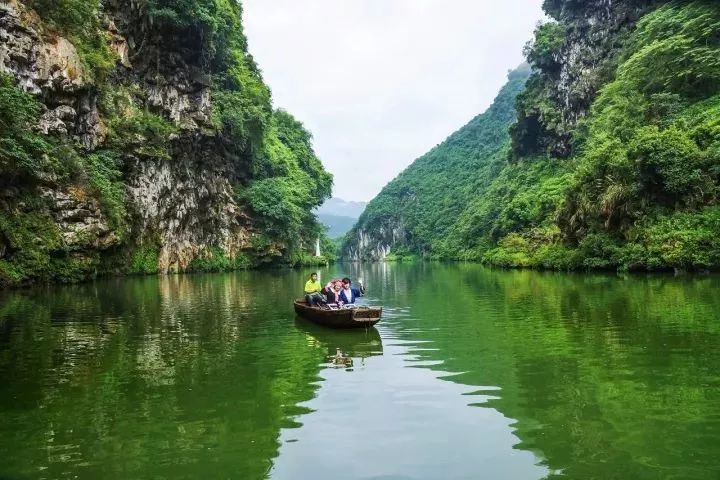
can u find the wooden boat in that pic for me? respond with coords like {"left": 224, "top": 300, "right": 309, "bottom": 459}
{"left": 294, "top": 299, "right": 382, "bottom": 329}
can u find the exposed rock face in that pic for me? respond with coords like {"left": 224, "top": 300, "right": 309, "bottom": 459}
{"left": 41, "top": 186, "right": 119, "bottom": 250}
{"left": 126, "top": 135, "right": 251, "bottom": 273}
{"left": 0, "top": 1, "right": 117, "bottom": 261}
{"left": 0, "top": 2, "right": 87, "bottom": 94}
{"left": 0, "top": 1, "right": 99, "bottom": 146}
{"left": 0, "top": 0, "right": 257, "bottom": 280}
{"left": 513, "top": 0, "right": 662, "bottom": 157}
{"left": 552, "top": 1, "right": 654, "bottom": 112}
{"left": 105, "top": 3, "right": 253, "bottom": 273}
{"left": 146, "top": 83, "right": 211, "bottom": 129}
{"left": 344, "top": 223, "right": 410, "bottom": 262}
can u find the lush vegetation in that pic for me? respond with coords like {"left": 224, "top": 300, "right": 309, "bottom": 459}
{"left": 0, "top": 1, "right": 332, "bottom": 287}
{"left": 346, "top": 65, "right": 531, "bottom": 257}
{"left": 29, "top": 0, "right": 116, "bottom": 80}
{"left": 488, "top": 0, "right": 720, "bottom": 271}
{"left": 241, "top": 110, "right": 332, "bottom": 248}
{"left": 0, "top": 73, "right": 117, "bottom": 285}
{"left": 140, "top": 0, "right": 332, "bottom": 257}
{"left": 0, "top": 74, "right": 55, "bottom": 180}
{"left": 349, "top": 0, "right": 720, "bottom": 272}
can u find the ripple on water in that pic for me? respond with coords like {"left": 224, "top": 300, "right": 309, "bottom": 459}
{"left": 1, "top": 266, "right": 720, "bottom": 479}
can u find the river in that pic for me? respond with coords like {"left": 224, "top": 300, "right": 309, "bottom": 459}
{"left": 1, "top": 264, "right": 719, "bottom": 479}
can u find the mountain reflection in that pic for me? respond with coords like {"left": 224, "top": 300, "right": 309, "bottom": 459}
{"left": 0, "top": 273, "right": 326, "bottom": 479}
{"left": 362, "top": 263, "right": 720, "bottom": 480}
{"left": 2, "top": 265, "right": 719, "bottom": 479}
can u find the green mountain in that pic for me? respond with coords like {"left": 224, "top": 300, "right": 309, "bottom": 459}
{"left": 0, "top": 0, "right": 332, "bottom": 287}
{"left": 343, "top": 65, "right": 531, "bottom": 260}
{"left": 346, "top": 0, "right": 720, "bottom": 272}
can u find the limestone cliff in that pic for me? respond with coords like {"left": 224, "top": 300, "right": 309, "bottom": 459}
{"left": 511, "top": 0, "right": 662, "bottom": 157}
{"left": 347, "top": 0, "right": 720, "bottom": 271}
{"left": 0, "top": 0, "right": 331, "bottom": 287}
{"left": 344, "top": 222, "right": 412, "bottom": 263}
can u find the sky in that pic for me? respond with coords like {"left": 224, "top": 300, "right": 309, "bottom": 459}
{"left": 242, "top": 1, "right": 545, "bottom": 202}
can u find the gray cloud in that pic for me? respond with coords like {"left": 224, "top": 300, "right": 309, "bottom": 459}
{"left": 242, "top": 0, "right": 545, "bottom": 201}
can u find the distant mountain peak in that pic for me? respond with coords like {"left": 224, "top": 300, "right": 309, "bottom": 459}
{"left": 315, "top": 197, "right": 368, "bottom": 219}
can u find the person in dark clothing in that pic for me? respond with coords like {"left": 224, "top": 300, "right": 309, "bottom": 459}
{"left": 338, "top": 277, "right": 363, "bottom": 304}
{"left": 325, "top": 281, "right": 343, "bottom": 305}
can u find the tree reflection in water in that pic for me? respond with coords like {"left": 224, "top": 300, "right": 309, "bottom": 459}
{"left": 1, "top": 265, "right": 719, "bottom": 479}
{"left": 0, "top": 273, "right": 327, "bottom": 479}
{"left": 356, "top": 263, "right": 720, "bottom": 480}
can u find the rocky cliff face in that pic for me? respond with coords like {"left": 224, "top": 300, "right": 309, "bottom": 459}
{"left": 0, "top": 0, "right": 330, "bottom": 286}
{"left": 125, "top": 139, "right": 252, "bottom": 273}
{"left": 512, "top": 0, "right": 661, "bottom": 158}
{"left": 1, "top": 1, "right": 120, "bottom": 273}
{"left": 349, "top": 0, "right": 720, "bottom": 271}
{"left": 344, "top": 222, "right": 410, "bottom": 262}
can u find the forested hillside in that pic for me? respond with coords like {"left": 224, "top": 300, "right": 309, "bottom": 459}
{"left": 0, "top": 0, "right": 332, "bottom": 287}
{"left": 346, "top": 0, "right": 720, "bottom": 272}
{"left": 343, "top": 65, "right": 531, "bottom": 260}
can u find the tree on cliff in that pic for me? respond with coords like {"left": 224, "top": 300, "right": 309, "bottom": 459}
{"left": 0, "top": 0, "right": 333, "bottom": 287}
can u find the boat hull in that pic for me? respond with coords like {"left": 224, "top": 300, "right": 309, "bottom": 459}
{"left": 293, "top": 300, "right": 382, "bottom": 329}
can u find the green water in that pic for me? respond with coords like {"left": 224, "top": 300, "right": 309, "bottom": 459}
{"left": 1, "top": 264, "right": 719, "bottom": 480}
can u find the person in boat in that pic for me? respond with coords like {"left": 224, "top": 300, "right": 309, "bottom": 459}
{"left": 304, "top": 272, "right": 325, "bottom": 307}
{"left": 339, "top": 277, "right": 363, "bottom": 305}
{"left": 325, "top": 280, "right": 344, "bottom": 306}
{"left": 323, "top": 278, "right": 340, "bottom": 296}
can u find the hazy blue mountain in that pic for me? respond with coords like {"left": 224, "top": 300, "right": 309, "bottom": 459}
{"left": 315, "top": 198, "right": 367, "bottom": 238}
{"left": 317, "top": 214, "right": 359, "bottom": 238}
{"left": 315, "top": 198, "right": 367, "bottom": 218}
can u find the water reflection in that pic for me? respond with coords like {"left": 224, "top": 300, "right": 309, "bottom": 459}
{"left": 294, "top": 320, "right": 383, "bottom": 360}
{"left": 352, "top": 263, "right": 720, "bottom": 480}
{"left": 0, "top": 273, "right": 326, "bottom": 479}
{"left": 272, "top": 318, "right": 546, "bottom": 480}
{"left": 1, "top": 265, "right": 719, "bottom": 479}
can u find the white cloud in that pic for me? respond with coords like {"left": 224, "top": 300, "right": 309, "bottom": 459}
{"left": 242, "top": 0, "right": 545, "bottom": 201}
